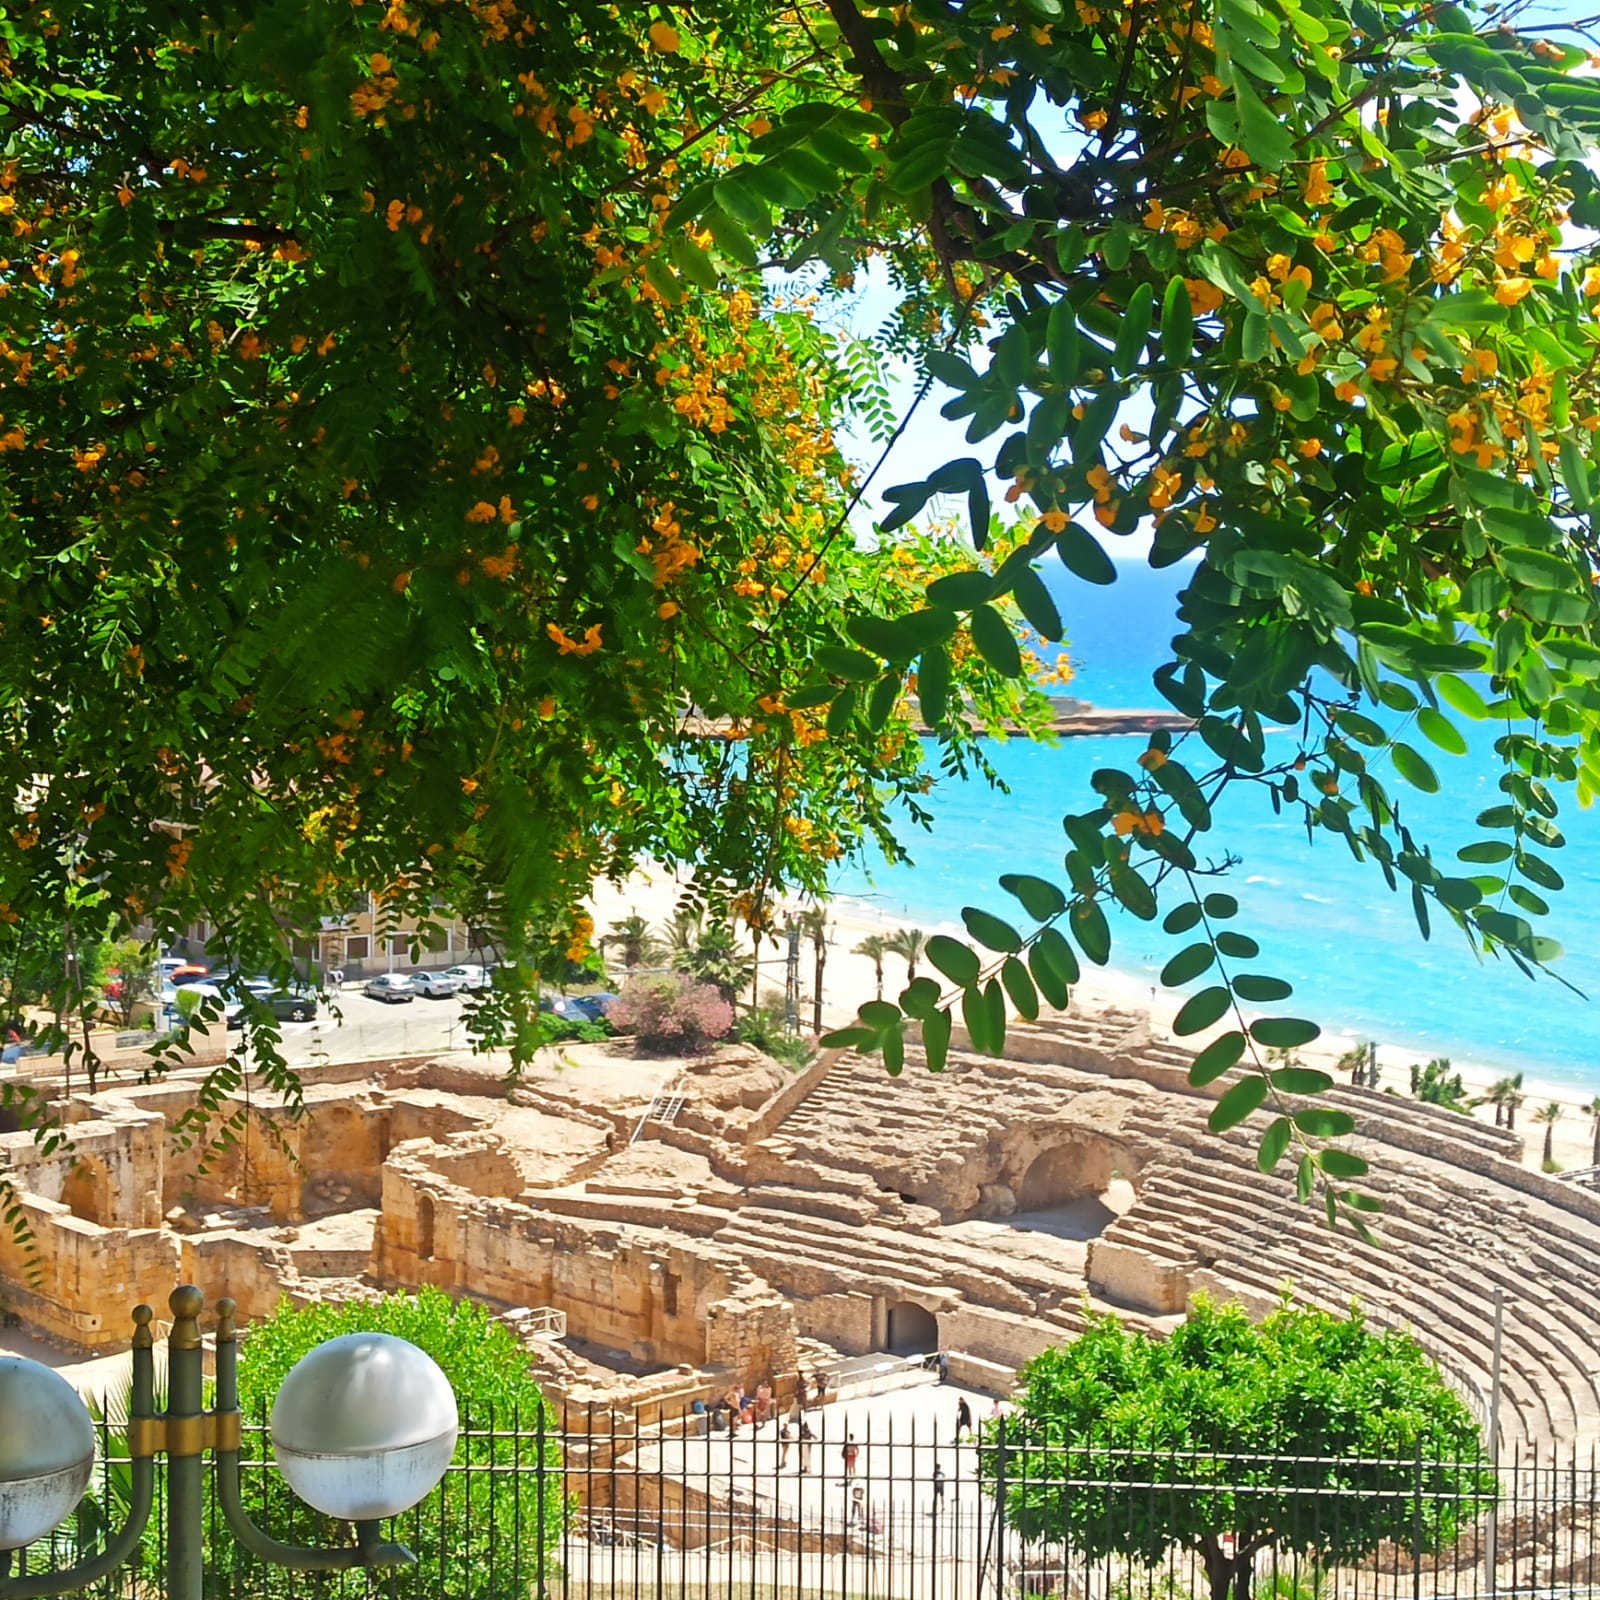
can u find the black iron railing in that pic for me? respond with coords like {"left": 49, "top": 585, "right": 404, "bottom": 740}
{"left": 11, "top": 1403, "right": 1600, "bottom": 1600}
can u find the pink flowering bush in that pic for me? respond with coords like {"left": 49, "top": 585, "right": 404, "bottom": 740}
{"left": 605, "top": 974, "right": 732, "bottom": 1054}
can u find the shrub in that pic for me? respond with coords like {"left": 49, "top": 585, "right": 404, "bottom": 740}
{"left": 234, "top": 1288, "right": 562, "bottom": 1600}
{"left": 737, "top": 999, "right": 814, "bottom": 1070}
{"left": 606, "top": 972, "right": 731, "bottom": 1053}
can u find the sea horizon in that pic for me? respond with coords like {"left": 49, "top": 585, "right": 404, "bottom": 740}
{"left": 827, "top": 560, "right": 1600, "bottom": 1094}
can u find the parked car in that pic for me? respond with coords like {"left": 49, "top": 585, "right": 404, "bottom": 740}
{"left": 363, "top": 973, "right": 416, "bottom": 1004}
{"left": 441, "top": 964, "right": 491, "bottom": 992}
{"left": 163, "top": 981, "right": 244, "bottom": 1029}
{"left": 158, "top": 957, "right": 208, "bottom": 982}
{"left": 565, "top": 993, "right": 617, "bottom": 1024}
{"left": 411, "top": 970, "right": 463, "bottom": 999}
{"left": 264, "top": 988, "right": 319, "bottom": 1023}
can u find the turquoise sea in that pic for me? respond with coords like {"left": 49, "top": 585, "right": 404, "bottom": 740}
{"left": 829, "top": 561, "right": 1600, "bottom": 1088}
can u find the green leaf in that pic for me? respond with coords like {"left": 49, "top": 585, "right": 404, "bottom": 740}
{"left": 847, "top": 614, "right": 918, "bottom": 660}
{"left": 969, "top": 604, "right": 1023, "bottom": 677}
{"left": 1033, "top": 926, "right": 1081, "bottom": 987}
{"left": 1416, "top": 707, "right": 1466, "bottom": 756}
{"left": 1250, "top": 1016, "right": 1321, "bottom": 1048}
{"left": 1057, "top": 522, "right": 1118, "bottom": 586}
{"left": 820, "top": 1026, "right": 877, "bottom": 1049}
{"left": 999, "top": 874, "right": 1067, "bottom": 921}
{"left": 816, "top": 645, "right": 880, "bottom": 681}
{"left": 1160, "top": 943, "right": 1216, "bottom": 987}
{"left": 1047, "top": 299, "right": 1080, "bottom": 383}
{"left": 1174, "top": 985, "right": 1233, "bottom": 1036}
{"left": 1113, "top": 283, "right": 1155, "bottom": 376}
{"left": 1001, "top": 956, "right": 1040, "bottom": 1022}
{"left": 1161, "top": 274, "right": 1194, "bottom": 368}
{"left": 962, "top": 983, "right": 997, "bottom": 1054}
{"left": 1234, "top": 76, "right": 1293, "bottom": 169}
{"left": 1437, "top": 675, "right": 1489, "bottom": 721}
{"left": 1270, "top": 1065, "right": 1335, "bottom": 1095}
{"left": 1214, "top": 931, "right": 1259, "bottom": 958}
{"left": 881, "top": 1023, "right": 906, "bottom": 1075}
{"left": 1391, "top": 742, "right": 1440, "bottom": 794}
{"left": 923, "top": 1007, "right": 952, "bottom": 1072}
{"left": 1231, "top": 973, "right": 1293, "bottom": 1003}
{"left": 1296, "top": 1153, "right": 1315, "bottom": 1203}
{"left": 918, "top": 646, "right": 951, "bottom": 727}
{"left": 926, "top": 570, "right": 996, "bottom": 609}
{"left": 962, "top": 906, "right": 1023, "bottom": 953}
{"left": 825, "top": 686, "right": 857, "bottom": 736}
{"left": 927, "top": 935, "right": 982, "bottom": 987}
{"left": 1029, "top": 943, "right": 1071, "bottom": 1010}
{"left": 899, "top": 978, "right": 942, "bottom": 1018}
{"left": 1210, "top": 1074, "right": 1270, "bottom": 1133}
{"left": 1257, "top": 1116, "right": 1293, "bottom": 1173}
{"left": 1292, "top": 1107, "right": 1357, "bottom": 1138}
{"left": 1164, "top": 902, "right": 1203, "bottom": 935}
{"left": 1318, "top": 1148, "right": 1370, "bottom": 1179}
{"left": 1012, "top": 567, "right": 1064, "bottom": 640}
{"left": 1190, "top": 1030, "right": 1247, "bottom": 1085}
{"left": 1069, "top": 899, "right": 1111, "bottom": 965}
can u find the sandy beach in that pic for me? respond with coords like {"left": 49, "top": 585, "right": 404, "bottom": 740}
{"left": 588, "top": 867, "right": 1600, "bottom": 1180}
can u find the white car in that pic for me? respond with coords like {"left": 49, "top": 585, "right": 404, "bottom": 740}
{"left": 162, "top": 982, "right": 244, "bottom": 1029}
{"left": 363, "top": 973, "right": 416, "bottom": 1004}
{"left": 441, "top": 964, "right": 491, "bottom": 992}
{"left": 411, "top": 970, "right": 463, "bottom": 999}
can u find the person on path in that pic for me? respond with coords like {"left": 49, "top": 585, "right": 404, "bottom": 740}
{"left": 848, "top": 1483, "right": 866, "bottom": 1526}
{"left": 937, "top": 1351, "right": 950, "bottom": 1384}
{"left": 799, "top": 1419, "right": 815, "bottom": 1475}
{"left": 779, "top": 1421, "right": 794, "bottom": 1470}
{"left": 955, "top": 1397, "right": 973, "bottom": 1440}
{"left": 754, "top": 1379, "right": 773, "bottom": 1424}
{"left": 795, "top": 1371, "right": 810, "bottom": 1409}
{"left": 724, "top": 1385, "right": 743, "bottom": 1435}
{"left": 932, "top": 1463, "right": 946, "bottom": 1514}
{"left": 842, "top": 1435, "right": 860, "bottom": 1480}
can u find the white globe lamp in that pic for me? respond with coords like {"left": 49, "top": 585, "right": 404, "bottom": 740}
{"left": 0, "top": 1356, "right": 96, "bottom": 1551}
{"left": 270, "top": 1334, "right": 458, "bottom": 1521}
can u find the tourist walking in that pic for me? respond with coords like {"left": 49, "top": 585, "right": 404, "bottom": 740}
{"left": 848, "top": 1482, "right": 866, "bottom": 1525}
{"left": 842, "top": 1435, "right": 860, "bottom": 1480}
{"left": 955, "top": 1397, "right": 972, "bottom": 1440}
{"left": 779, "top": 1421, "right": 794, "bottom": 1469}
{"left": 932, "top": 1463, "right": 946, "bottom": 1514}
{"left": 799, "top": 1419, "right": 815, "bottom": 1474}
{"left": 937, "top": 1350, "right": 950, "bottom": 1384}
{"left": 795, "top": 1371, "right": 810, "bottom": 1409}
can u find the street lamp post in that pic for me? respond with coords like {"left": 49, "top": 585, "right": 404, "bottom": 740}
{"left": 0, "top": 1286, "right": 458, "bottom": 1600}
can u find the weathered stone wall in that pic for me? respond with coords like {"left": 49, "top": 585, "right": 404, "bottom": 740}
{"left": 373, "top": 1133, "right": 797, "bottom": 1380}
{"left": 0, "top": 1194, "right": 179, "bottom": 1350}
{"left": 0, "top": 1110, "right": 166, "bottom": 1230}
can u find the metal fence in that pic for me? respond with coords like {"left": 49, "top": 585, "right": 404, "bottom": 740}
{"left": 10, "top": 1404, "right": 1600, "bottom": 1600}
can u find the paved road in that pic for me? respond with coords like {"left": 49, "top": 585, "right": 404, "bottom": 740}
{"left": 275, "top": 987, "right": 481, "bottom": 1066}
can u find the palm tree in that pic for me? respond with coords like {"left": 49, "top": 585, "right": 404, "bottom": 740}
{"left": 1535, "top": 1101, "right": 1563, "bottom": 1168}
{"left": 1588, "top": 1096, "right": 1600, "bottom": 1168}
{"left": 798, "top": 907, "right": 829, "bottom": 1035}
{"left": 600, "top": 913, "right": 664, "bottom": 972}
{"left": 1504, "top": 1070, "right": 1526, "bottom": 1131}
{"left": 1482, "top": 1074, "right": 1524, "bottom": 1128}
{"left": 853, "top": 935, "right": 888, "bottom": 1002}
{"left": 885, "top": 927, "right": 928, "bottom": 985}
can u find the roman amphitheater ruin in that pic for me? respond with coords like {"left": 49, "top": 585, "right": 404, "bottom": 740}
{"left": 3, "top": 1003, "right": 1597, "bottom": 1451}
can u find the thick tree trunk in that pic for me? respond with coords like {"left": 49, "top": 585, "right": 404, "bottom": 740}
{"left": 1200, "top": 1537, "right": 1255, "bottom": 1600}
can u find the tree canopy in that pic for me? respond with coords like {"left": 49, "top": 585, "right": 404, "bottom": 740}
{"left": 8, "top": 0, "right": 1600, "bottom": 1216}
{"left": 989, "top": 1297, "right": 1490, "bottom": 1600}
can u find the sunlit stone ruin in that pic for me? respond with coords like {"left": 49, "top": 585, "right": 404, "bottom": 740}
{"left": 5, "top": 1004, "right": 1599, "bottom": 1447}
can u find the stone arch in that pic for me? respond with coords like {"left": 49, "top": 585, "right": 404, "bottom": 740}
{"left": 1016, "top": 1141, "right": 1117, "bottom": 1211}
{"left": 416, "top": 1192, "right": 436, "bottom": 1261}
{"left": 884, "top": 1301, "right": 938, "bottom": 1355}
{"left": 62, "top": 1157, "right": 108, "bottom": 1226}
